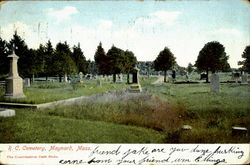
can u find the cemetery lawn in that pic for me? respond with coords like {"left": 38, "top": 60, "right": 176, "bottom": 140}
{"left": 0, "top": 108, "right": 164, "bottom": 143}
{"left": 145, "top": 82, "right": 250, "bottom": 143}
{"left": 0, "top": 77, "right": 249, "bottom": 143}
{"left": 0, "top": 80, "right": 128, "bottom": 104}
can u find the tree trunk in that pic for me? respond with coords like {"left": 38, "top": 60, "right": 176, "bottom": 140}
{"left": 46, "top": 76, "right": 48, "bottom": 81}
{"left": 127, "top": 73, "right": 130, "bottom": 84}
{"left": 59, "top": 75, "right": 62, "bottom": 82}
{"left": 206, "top": 69, "right": 209, "bottom": 83}
{"left": 164, "top": 70, "right": 167, "bottom": 82}
{"left": 113, "top": 74, "right": 116, "bottom": 83}
{"left": 32, "top": 74, "right": 35, "bottom": 83}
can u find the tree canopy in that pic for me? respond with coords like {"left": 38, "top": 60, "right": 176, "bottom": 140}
{"left": 187, "top": 63, "right": 194, "bottom": 74}
{"left": 53, "top": 42, "right": 77, "bottom": 80}
{"left": 0, "top": 37, "right": 9, "bottom": 76}
{"left": 94, "top": 42, "right": 110, "bottom": 75}
{"left": 195, "top": 41, "right": 230, "bottom": 82}
{"left": 239, "top": 45, "right": 250, "bottom": 73}
{"left": 9, "top": 31, "right": 30, "bottom": 77}
{"left": 43, "top": 40, "right": 54, "bottom": 78}
{"left": 153, "top": 47, "right": 176, "bottom": 82}
{"left": 72, "top": 43, "right": 88, "bottom": 74}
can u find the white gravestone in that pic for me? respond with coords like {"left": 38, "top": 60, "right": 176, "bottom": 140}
{"left": 210, "top": 73, "right": 220, "bottom": 93}
{"left": 4, "top": 49, "right": 26, "bottom": 98}
{"left": 24, "top": 78, "right": 30, "bottom": 87}
{"left": 241, "top": 74, "right": 248, "bottom": 84}
{"left": 78, "top": 72, "right": 83, "bottom": 83}
{"left": 0, "top": 108, "right": 15, "bottom": 117}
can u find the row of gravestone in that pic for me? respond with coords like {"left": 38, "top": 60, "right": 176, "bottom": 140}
{"left": 211, "top": 73, "right": 249, "bottom": 93}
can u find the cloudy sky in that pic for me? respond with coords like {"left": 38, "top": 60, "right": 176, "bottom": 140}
{"left": 0, "top": 0, "right": 249, "bottom": 68}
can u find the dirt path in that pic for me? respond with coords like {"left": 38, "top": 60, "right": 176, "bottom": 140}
{"left": 152, "top": 76, "right": 164, "bottom": 85}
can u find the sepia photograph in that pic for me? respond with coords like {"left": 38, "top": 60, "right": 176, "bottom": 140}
{"left": 0, "top": 0, "right": 249, "bottom": 164}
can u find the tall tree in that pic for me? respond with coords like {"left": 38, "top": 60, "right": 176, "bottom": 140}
{"left": 27, "top": 48, "right": 43, "bottom": 81}
{"left": 53, "top": 41, "right": 77, "bottom": 82}
{"left": 153, "top": 47, "right": 176, "bottom": 82}
{"left": 106, "top": 45, "right": 125, "bottom": 82}
{"left": 72, "top": 43, "right": 88, "bottom": 74}
{"left": 94, "top": 42, "right": 110, "bottom": 76}
{"left": 195, "top": 41, "right": 230, "bottom": 82}
{"left": 0, "top": 37, "right": 9, "bottom": 76}
{"left": 123, "top": 50, "right": 137, "bottom": 84}
{"left": 9, "top": 31, "right": 30, "bottom": 77}
{"left": 187, "top": 63, "right": 194, "bottom": 74}
{"left": 43, "top": 40, "right": 54, "bottom": 79}
{"left": 239, "top": 45, "right": 250, "bottom": 73}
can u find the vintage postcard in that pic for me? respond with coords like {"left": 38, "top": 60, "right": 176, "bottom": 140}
{"left": 0, "top": 0, "right": 249, "bottom": 164}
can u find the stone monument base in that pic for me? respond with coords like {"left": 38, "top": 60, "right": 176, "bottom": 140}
{"left": 4, "top": 77, "right": 26, "bottom": 99}
{"left": 129, "top": 83, "right": 142, "bottom": 93}
{"left": 4, "top": 93, "right": 26, "bottom": 99}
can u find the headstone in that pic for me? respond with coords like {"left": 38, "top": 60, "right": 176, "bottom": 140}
{"left": 79, "top": 72, "right": 83, "bottom": 79}
{"left": 129, "top": 67, "right": 142, "bottom": 92}
{"left": 64, "top": 74, "right": 68, "bottom": 83}
{"left": 116, "top": 74, "right": 123, "bottom": 83}
{"left": 4, "top": 48, "right": 26, "bottom": 98}
{"left": 210, "top": 73, "right": 219, "bottom": 93}
{"left": 24, "top": 78, "right": 30, "bottom": 87}
{"left": 232, "top": 126, "right": 248, "bottom": 136}
{"left": 172, "top": 70, "right": 176, "bottom": 82}
{"left": 241, "top": 74, "right": 248, "bottom": 84}
{"left": 200, "top": 73, "right": 208, "bottom": 80}
{"left": 0, "top": 108, "right": 15, "bottom": 117}
{"left": 182, "top": 125, "right": 192, "bottom": 130}
{"left": 78, "top": 72, "right": 83, "bottom": 83}
{"left": 96, "top": 79, "right": 102, "bottom": 87}
{"left": 232, "top": 72, "right": 240, "bottom": 83}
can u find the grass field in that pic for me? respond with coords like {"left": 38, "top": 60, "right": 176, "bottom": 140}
{"left": 0, "top": 108, "right": 164, "bottom": 143}
{"left": 145, "top": 82, "right": 250, "bottom": 143}
{"left": 0, "top": 80, "right": 127, "bottom": 104}
{"left": 0, "top": 76, "right": 249, "bottom": 143}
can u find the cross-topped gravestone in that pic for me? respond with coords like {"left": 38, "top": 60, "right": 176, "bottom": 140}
{"left": 4, "top": 46, "right": 26, "bottom": 98}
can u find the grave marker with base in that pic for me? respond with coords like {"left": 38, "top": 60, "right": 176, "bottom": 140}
{"left": 4, "top": 49, "right": 25, "bottom": 99}
{"left": 129, "top": 67, "right": 142, "bottom": 93}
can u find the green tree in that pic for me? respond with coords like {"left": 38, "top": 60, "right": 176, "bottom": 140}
{"left": 187, "top": 63, "right": 194, "bottom": 74}
{"left": 239, "top": 45, "right": 250, "bottom": 73}
{"left": 106, "top": 45, "right": 125, "bottom": 83}
{"left": 0, "top": 37, "right": 9, "bottom": 76}
{"left": 27, "top": 48, "right": 43, "bottom": 81}
{"left": 43, "top": 40, "right": 54, "bottom": 80}
{"left": 72, "top": 43, "right": 88, "bottom": 74}
{"left": 9, "top": 31, "right": 30, "bottom": 77}
{"left": 94, "top": 42, "right": 110, "bottom": 76}
{"left": 153, "top": 47, "right": 176, "bottom": 82}
{"left": 53, "top": 42, "right": 77, "bottom": 82}
{"left": 195, "top": 41, "right": 230, "bottom": 82}
{"left": 123, "top": 50, "right": 137, "bottom": 84}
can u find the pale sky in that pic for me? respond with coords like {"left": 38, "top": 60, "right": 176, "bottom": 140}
{"left": 0, "top": 0, "right": 249, "bottom": 68}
